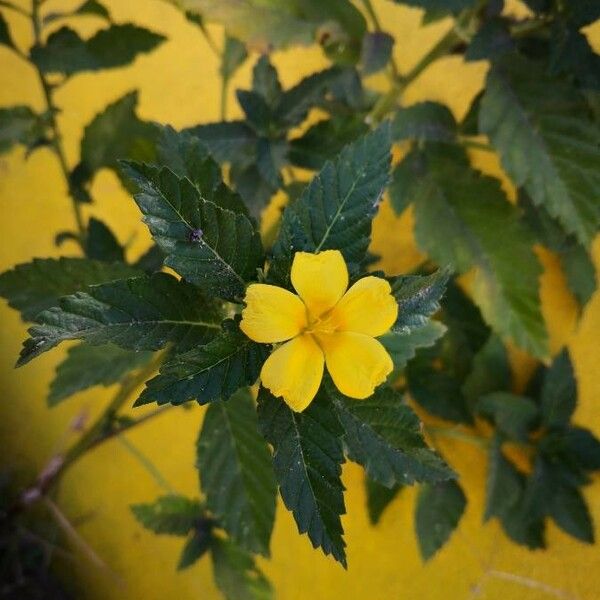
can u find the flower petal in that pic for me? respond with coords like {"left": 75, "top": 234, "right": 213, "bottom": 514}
{"left": 328, "top": 276, "right": 397, "bottom": 337}
{"left": 291, "top": 250, "right": 348, "bottom": 319}
{"left": 260, "top": 334, "right": 324, "bottom": 412}
{"left": 319, "top": 332, "right": 393, "bottom": 399}
{"left": 240, "top": 284, "right": 307, "bottom": 343}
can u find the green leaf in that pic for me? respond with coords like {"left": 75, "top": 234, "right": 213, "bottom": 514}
{"left": 197, "top": 389, "right": 277, "bottom": 556}
{"left": 18, "top": 272, "right": 222, "bottom": 366}
{"left": 360, "top": 32, "right": 394, "bottom": 75}
{"left": 465, "top": 18, "right": 513, "bottom": 62}
{"left": 412, "top": 152, "right": 548, "bottom": 357}
{"left": 462, "top": 334, "right": 511, "bottom": 407}
{"left": 182, "top": 0, "right": 365, "bottom": 53}
{"left": 210, "top": 537, "right": 273, "bottom": 600}
{"left": 477, "top": 392, "right": 539, "bottom": 441}
{"left": 330, "top": 383, "right": 454, "bottom": 486}
{"left": 480, "top": 55, "right": 600, "bottom": 247}
{"left": 131, "top": 495, "right": 202, "bottom": 535}
{"left": 388, "top": 149, "right": 426, "bottom": 215}
{"left": 393, "top": 102, "right": 456, "bottom": 143}
{"left": 288, "top": 116, "right": 368, "bottom": 170}
{"left": 389, "top": 269, "right": 449, "bottom": 331}
{"left": 137, "top": 321, "right": 268, "bottom": 407}
{"left": 78, "top": 91, "right": 159, "bottom": 185}
{"left": 48, "top": 343, "right": 152, "bottom": 406}
{"left": 365, "top": 477, "right": 402, "bottom": 525}
{"left": 237, "top": 90, "right": 272, "bottom": 135}
{"left": 563, "top": 428, "right": 600, "bottom": 472}
{"left": 484, "top": 437, "right": 523, "bottom": 521}
{"left": 0, "top": 257, "right": 139, "bottom": 322}
{"left": 257, "top": 387, "right": 347, "bottom": 566}
{"left": 134, "top": 244, "right": 165, "bottom": 274}
{"left": 221, "top": 36, "right": 248, "bottom": 83}
{"left": 74, "top": 0, "right": 110, "bottom": 19}
{"left": 390, "top": 0, "right": 474, "bottom": 12}
{"left": 0, "top": 11, "right": 15, "bottom": 49}
{"left": 562, "top": 0, "right": 600, "bottom": 27}
{"left": 415, "top": 480, "right": 466, "bottom": 561}
{"left": 30, "top": 24, "right": 165, "bottom": 76}
{"left": 270, "top": 125, "right": 391, "bottom": 285}
{"left": 177, "top": 523, "right": 212, "bottom": 570}
{"left": 122, "top": 162, "right": 263, "bottom": 301}
{"left": 549, "top": 484, "right": 594, "bottom": 543}
{"left": 84, "top": 217, "right": 124, "bottom": 262}
{"left": 0, "top": 106, "right": 47, "bottom": 154}
{"left": 251, "top": 55, "right": 282, "bottom": 108}
{"left": 187, "top": 121, "right": 256, "bottom": 165}
{"left": 380, "top": 321, "right": 447, "bottom": 373}
{"left": 540, "top": 349, "right": 577, "bottom": 428}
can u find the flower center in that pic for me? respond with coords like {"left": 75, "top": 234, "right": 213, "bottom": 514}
{"left": 303, "top": 309, "right": 338, "bottom": 336}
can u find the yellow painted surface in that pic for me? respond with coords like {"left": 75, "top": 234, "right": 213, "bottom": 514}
{"left": 1, "top": 1, "right": 599, "bottom": 599}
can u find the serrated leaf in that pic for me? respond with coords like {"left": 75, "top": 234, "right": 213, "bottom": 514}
{"left": 131, "top": 495, "right": 202, "bottom": 535}
{"left": 0, "top": 257, "right": 139, "bottom": 322}
{"left": 122, "top": 162, "right": 263, "bottom": 301}
{"left": 134, "top": 244, "right": 165, "bottom": 274}
{"left": 412, "top": 153, "right": 548, "bottom": 357}
{"left": 288, "top": 116, "right": 368, "bottom": 170}
{"left": 187, "top": 121, "right": 256, "bottom": 165}
{"left": 365, "top": 477, "right": 402, "bottom": 525}
{"left": 389, "top": 269, "right": 449, "bottom": 331}
{"left": 540, "top": 349, "right": 577, "bottom": 428}
{"left": 84, "top": 217, "right": 124, "bottom": 262}
{"left": 257, "top": 387, "right": 347, "bottom": 566}
{"left": 549, "top": 484, "right": 594, "bottom": 543}
{"left": 177, "top": 524, "right": 212, "bottom": 570}
{"left": 78, "top": 91, "right": 159, "bottom": 186}
{"left": 48, "top": 343, "right": 152, "bottom": 406}
{"left": 415, "top": 480, "right": 466, "bottom": 561}
{"left": 270, "top": 125, "right": 391, "bottom": 286}
{"left": 138, "top": 321, "right": 268, "bottom": 407}
{"left": 210, "top": 537, "right": 273, "bottom": 600}
{"left": 381, "top": 321, "right": 446, "bottom": 373}
{"left": 388, "top": 149, "right": 427, "bottom": 215}
{"left": 251, "top": 55, "right": 282, "bottom": 108}
{"left": 18, "top": 272, "right": 222, "bottom": 366}
{"left": 0, "top": 106, "right": 47, "bottom": 154}
{"left": 480, "top": 55, "right": 600, "bottom": 247}
{"left": 237, "top": 90, "right": 272, "bottom": 135}
{"left": 477, "top": 392, "right": 539, "bottom": 441}
{"left": 393, "top": 102, "right": 456, "bottom": 143}
{"left": 197, "top": 389, "right": 276, "bottom": 556}
{"left": 330, "top": 383, "right": 454, "bottom": 486}
{"left": 30, "top": 24, "right": 165, "bottom": 76}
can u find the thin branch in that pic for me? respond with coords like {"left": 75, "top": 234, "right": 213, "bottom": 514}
{"left": 488, "top": 570, "right": 579, "bottom": 600}
{"left": 117, "top": 435, "right": 174, "bottom": 493}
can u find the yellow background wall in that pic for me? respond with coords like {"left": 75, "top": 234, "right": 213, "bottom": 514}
{"left": 1, "top": 1, "right": 599, "bottom": 598}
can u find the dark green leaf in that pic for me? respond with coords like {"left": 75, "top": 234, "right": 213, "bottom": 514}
{"left": 462, "top": 334, "right": 511, "bottom": 407}
{"left": 0, "top": 12, "right": 15, "bottom": 49}
{"left": 18, "top": 272, "right": 222, "bottom": 365}
{"left": 380, "top": 321, "right": 447, "bottom": 373}
{"left": 415, "top": 480, "right": 466, "bottom": 560}
{"left": 237, "top": 90, "right": 272, "bottom": 134}
{"left": 251, "top": 55, "right": 282, "bottom": 108}
{"left": 210, "top": 537, "right": 273, "bottom": 600}
{"left": 138, "top": 321, "right": 268, "bottom": 407}
{"left": 122, "top": 162, "right": 263, "bottom": 301}
{"left": 30, "top": 24, "right": 165, "bottom": 76}
{"left": 187, "top": 121, "right": 256, "bottom": 165}
{"left": 84, "top": 217, "right": 124, "bottom": 262}
{"left": 562, "top": 0, "right": 600, "bottom": 27}
{"left": 74, "top": 0, "right": 110, "bottom": 20}
{"left": 288, "top": 116, "right": 368, "bottom": 170}
{"left": 388, "top": 149, "right": 427, "bottom": 215}
{"left": 0, "top": 257, "right": 139, "bottom": 322}
{"left": 78, "top": 91, "right": 159, "bottom": 185}
{"left": 360, "top": 32, "right": 394, "bottom": 75}
{"left": 549, "top": 484, "right": 594, "bottom": 543}
{"left": 131, "top": 495, "right": 202, "bottom": 535}
{"left": 563, "top": 428, "right": 600, "bottom": 471}
{"left": 177, "top": 523, "right": 212, "bottom": 570}
{"left": 230, "top": 162, "right": 278, "bottom": 217}
{"left": 540, "top": 349, "right": 576, "bottom": 428}
{"left": 480, "top": 55, "right": 600, "bottom": 247}
{"left": 477, "top": 392, "right": 539, "bottom": 441}
{"left": 484, "top": 437, "right": 523, "bottom": 521}
{"left": 270, "top": 125, "right": 391, "bottom": 286}
{"left": 393, "top": 102, "right": 456, "bottom": 143}
{"left": 365, "top": 477, "right": 402, "bottom": 525}
{"left": 0, "top": 106, "right": 47, "bottom": 154}
{"left": 390, "top": 0, "right": 474, "bottom": 12}
{"left": 257, "top": 387, "right": 347, "bottom": 566}
{"left": 197, "top": 389, "right": 276, "bottom": 555}
{"left": 134, "top": 244, "right": 165, "bottom": 273}
{"left": 331, "top": 383, "right": 454, "bottom": 486}
{"left": 465, "top": 18, "right": 513, "bottom": 62}
{"left": 48, "top": 343, "right": 152, "bottom": 406}
{"left": 412, "top": 152, "right": 547, "bottom": 357}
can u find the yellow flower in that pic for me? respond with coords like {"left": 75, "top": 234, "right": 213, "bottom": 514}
{"left": 240, "top": 250, "right": 398, "bottom": 412}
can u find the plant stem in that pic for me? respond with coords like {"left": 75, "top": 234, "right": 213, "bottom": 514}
{"left": 30, "top": 0, "right": 86, "bottom": 243}
{"left": 117, "top": 435, "right": 174, "bottom": 493}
